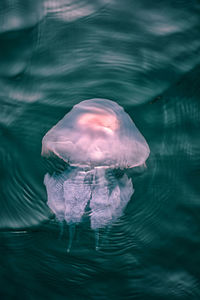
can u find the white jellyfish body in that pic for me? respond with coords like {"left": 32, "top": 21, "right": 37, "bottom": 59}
{"left": 42, "top": 99, "right": 150, "bottom": 249}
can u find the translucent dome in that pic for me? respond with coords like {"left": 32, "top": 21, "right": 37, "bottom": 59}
{"left": 42, "top": 98, "right": 150, "bottom": 169}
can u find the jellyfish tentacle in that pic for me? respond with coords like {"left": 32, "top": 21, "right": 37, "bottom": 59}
{"left": 67, "top": 224, "right": 76, "bottom": 253}
{"left": 95, "top": 230, "right": 100, "bottom": 251}
{"left": 58, "top": 220, "right": 65, "bottom": 240}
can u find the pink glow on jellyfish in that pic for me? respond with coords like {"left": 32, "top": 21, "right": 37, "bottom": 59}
{"left": 42, "top": 99, "right": 150, "bottom": 250}
{"left": 78, "top": 109, "right": 119, "bottom": 134}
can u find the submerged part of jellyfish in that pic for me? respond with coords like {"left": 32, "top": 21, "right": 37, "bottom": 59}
{"left": 42, "top": 99, "right": 150, "bottom": 250}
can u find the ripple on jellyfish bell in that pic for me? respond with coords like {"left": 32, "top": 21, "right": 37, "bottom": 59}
{"left": 41, "top": 98, "right": 150, "bottom": 251}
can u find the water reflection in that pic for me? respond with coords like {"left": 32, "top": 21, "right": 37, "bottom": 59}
{"left": 44, "top": 0, "right": 109, "bottom": 22}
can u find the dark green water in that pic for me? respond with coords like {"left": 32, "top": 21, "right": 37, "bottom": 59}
{"left": 1, "top": 0, "right": 200, "bottom": 299}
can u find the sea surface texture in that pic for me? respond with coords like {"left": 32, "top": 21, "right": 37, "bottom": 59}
{"left": 0, "top": 0, "right": 200, "bottom": 299}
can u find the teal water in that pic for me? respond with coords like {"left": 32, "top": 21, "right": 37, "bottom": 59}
{"left": 1, "top": 0, "right": 200, "bottom": 299}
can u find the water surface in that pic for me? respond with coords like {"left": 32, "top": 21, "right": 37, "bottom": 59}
{"left": 0, "top": 0, "right": 200, "bottom": 299}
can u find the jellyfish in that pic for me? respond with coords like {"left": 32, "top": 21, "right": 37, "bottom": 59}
{"left": 42, "top": 99, "right": 150, "bottom": 250}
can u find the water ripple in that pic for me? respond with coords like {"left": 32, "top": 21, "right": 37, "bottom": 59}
{"left": 0, "top": 0, "right": 44, "bottom": 33}
{"left": 44, "top": 0, "right": 110, "bottom": 22}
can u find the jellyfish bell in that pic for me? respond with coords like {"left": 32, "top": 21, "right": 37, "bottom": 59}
{"left": 42, "top": 98, "right": 150, "bottom": 250}
{"left": 42, "top": 99, "right": 149, "bottom": 168}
